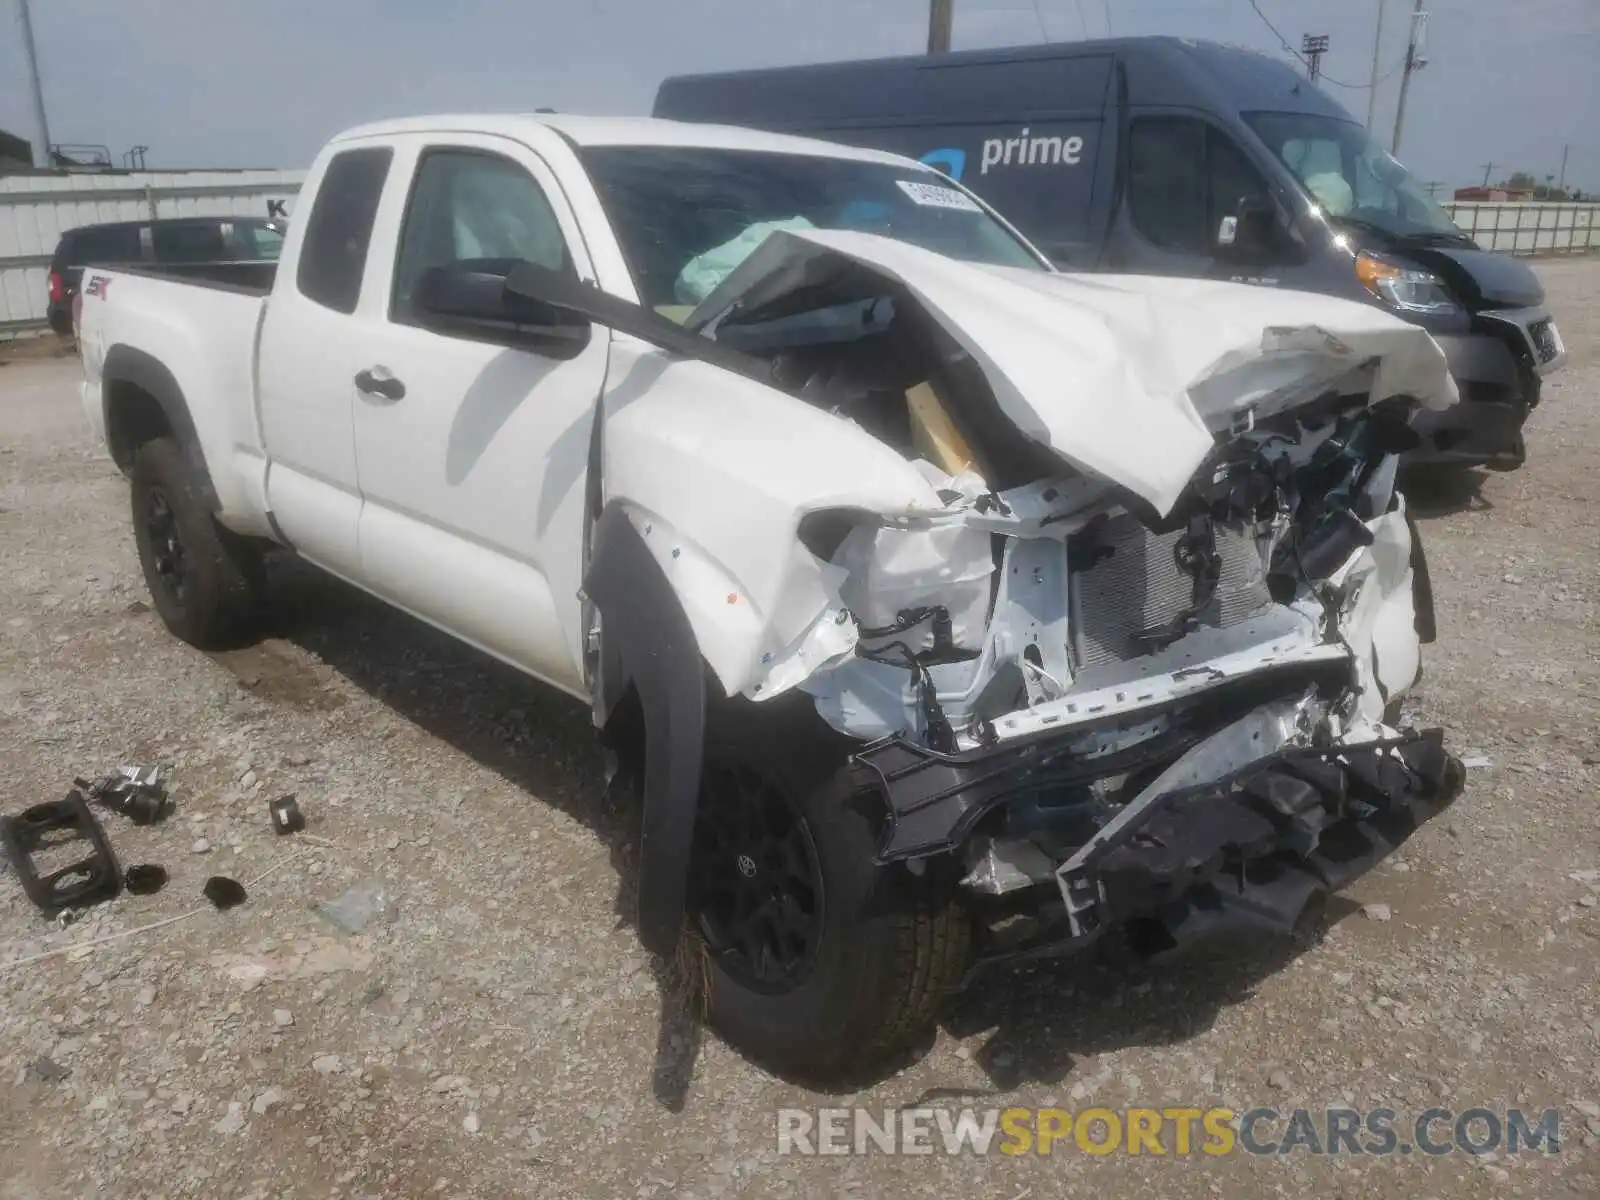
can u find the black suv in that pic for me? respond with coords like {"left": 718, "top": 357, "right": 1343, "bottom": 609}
{"left": 47, "top": 216, "right": 286, "bottom": 335}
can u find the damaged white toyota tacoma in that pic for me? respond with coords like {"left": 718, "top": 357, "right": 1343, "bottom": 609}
{"left": 75, "top": 114, "right": 1464, "bottom": 1077}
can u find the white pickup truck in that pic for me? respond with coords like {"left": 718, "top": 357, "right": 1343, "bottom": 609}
{"left": 77, "top": 113, "right": 1464, "bottom": 1077}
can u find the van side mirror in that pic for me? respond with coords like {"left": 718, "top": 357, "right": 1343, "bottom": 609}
{"left": 412, "top": 258, "right": 590, "bottom": 355}
{"left": 1215, "top": 197, "right": 1282, "bottom": 261}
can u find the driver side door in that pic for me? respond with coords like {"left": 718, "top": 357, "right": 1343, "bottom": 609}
{"left": 347, "top": 133, "right": 610, "bottom": 697}
{"left": 1113, "top": 114, "right": 1302, "bottom": 283}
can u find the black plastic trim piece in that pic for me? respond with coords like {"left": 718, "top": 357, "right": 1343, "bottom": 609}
{"left": 1088, "top": 728, "right": 1464, "bottom": 915}
{"left": 1, "top": 793, "right": 121, "bottom": 914}
{"left": 505, "top": 262, "right": 772, "bottom": 386}
{"left": 854, "top": 658, "right": 1351, "bottom": 862}
{"left": 583, "top": 503, "right": 707, "bottom": 956}
{"left": 1406, "top": 510, "right": 1437, "bottom": 644}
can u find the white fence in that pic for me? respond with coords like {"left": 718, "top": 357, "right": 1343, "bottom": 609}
{"left": 3, "top": 175, "right": 1590, "bottom": 338}
{"left": 0, "top": 169, "right": 305, "bottom": 338}
{"left": 1442, "top": 201, "right": 1598, "bottom": 256}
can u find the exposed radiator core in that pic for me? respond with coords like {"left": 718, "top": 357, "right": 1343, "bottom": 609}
{"left": 1068, "top": 512, "right": 1275, "bottom": 672}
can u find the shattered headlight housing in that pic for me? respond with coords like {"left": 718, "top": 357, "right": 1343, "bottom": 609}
{"left": 1355, "top": 251, "right": 1457, "bottom": 314}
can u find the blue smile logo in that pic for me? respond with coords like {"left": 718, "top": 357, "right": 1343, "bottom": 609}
{"left": 919, "top": 148, "right": 967, "bottom": 181}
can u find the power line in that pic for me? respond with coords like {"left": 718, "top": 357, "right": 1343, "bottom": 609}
{"left": 1242, "top": 0, "right": 1382, "bottom": 89}
{"left": 1102, "top": 0, "right": 1113, "bottom": 34}
{"left": 1030, "top": 0, "right": 1051, "bottom": 41}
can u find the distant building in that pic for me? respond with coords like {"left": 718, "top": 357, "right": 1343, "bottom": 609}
{"left": 0, "top": 127, "right": 34, "bottom": 173}
{"left": 1453, "top": 185, "right": 1536, "bottom": 202}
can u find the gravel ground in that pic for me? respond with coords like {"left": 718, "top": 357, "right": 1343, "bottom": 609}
{"left": 2, "top": 260, "right": 1598, "bottom": 1199}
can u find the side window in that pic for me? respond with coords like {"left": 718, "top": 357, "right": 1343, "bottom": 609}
{"left": 152, "top": 222, "right": 227, "bottom": 264}
{"left": 70, "top": 226, "right": 143, "bottom": 265}
{"left": 1128, "top": 118, "right": 1208, "bottom": 253}
{"left": 1206, "top": 131, "right": 1272, "bottom": 228}
{"left": 1128, "top": 118, "right": 1277, "bottom": 258}
{"left": 234, "top": 223, "right": 286, "bottom": 261}
{"left": 296, "top": 146, "right": 393, "bottom": 314}
{"left": 391, "top": 149, "right": 571, "bottom": 322}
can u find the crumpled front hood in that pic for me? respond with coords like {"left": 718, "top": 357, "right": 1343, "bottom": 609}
{"left": 694, "top": 229, "right": 1457, "bottom": 516}
{"left": 1405, "top": 244, "right": 1545, "bottom": 310}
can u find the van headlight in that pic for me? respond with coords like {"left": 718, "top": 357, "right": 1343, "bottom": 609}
{"left": 1355, "top": 252, "right": 1457, "bottom": 314}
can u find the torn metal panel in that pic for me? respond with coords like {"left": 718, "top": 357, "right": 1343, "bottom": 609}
{"left": 597, "top": 338, "right": 946, "bottom": 698}
{"left": 962, "top": 837, "right": 1058, "bottom": 895}
{"left": 690, "top": 229, "right": 1457, "bottom": 515}
{"left": 1058, "top": 692, "right": 1324, "bottom": 880}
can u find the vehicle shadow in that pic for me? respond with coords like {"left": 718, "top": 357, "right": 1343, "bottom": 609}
{"left": 256, "top": 556, "right": 715, "bottom": 1106}
{"left": 1401, "top": 466, "right": 1495, "bottom": 518}
{"left": 255, "top": 554, "right": 1363, "bottom": 1108}
{"left": 928, "top": 900, "right": 1361, "bottom": 1096}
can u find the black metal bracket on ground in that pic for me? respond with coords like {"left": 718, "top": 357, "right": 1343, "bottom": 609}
{"left": 76, "top": 766, "right": 170, "bottom": 825}
{"left": 1, "top": 792, "right": 121, "bottom": 914}
{"left": 583, "top": 504, "right": 706, "bottom": 957}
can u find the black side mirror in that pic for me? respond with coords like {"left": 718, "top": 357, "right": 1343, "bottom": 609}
{"left": 413, "top": 258, "right": 590, "bottom": 355}
{"left": 1216, "top": 197, "right": 1281, "bottom": 260}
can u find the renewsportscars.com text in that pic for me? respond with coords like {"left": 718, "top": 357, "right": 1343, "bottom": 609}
{"left": 775, "top": 1106, "right": 1563, "bottom": 1157}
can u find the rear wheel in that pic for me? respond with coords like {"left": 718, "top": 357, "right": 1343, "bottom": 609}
{"left": 130, "top": 437, "right": 262, "bottom": 648}
{"left": 686, "top": 698, "right": 971, "bottom": 1078}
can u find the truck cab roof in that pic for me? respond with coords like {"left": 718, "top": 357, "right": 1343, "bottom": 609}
{"left": 330, "top": 113, "right": 922, "bottom": 165}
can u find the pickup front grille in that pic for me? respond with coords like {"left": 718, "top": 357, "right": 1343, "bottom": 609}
{"left": 1068, "top": 513, "right": 1274, "bottom": 672}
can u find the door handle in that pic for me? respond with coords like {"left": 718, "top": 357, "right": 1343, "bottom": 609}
{"left": 354, "top": 366, "right": 406, "bottom": 401}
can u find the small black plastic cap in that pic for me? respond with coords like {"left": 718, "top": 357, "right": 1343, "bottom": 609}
{"left": 203, "top": 876, "right": 248, "bottom": 910}
{"left": 124, "top": 864, "right": 169, "bottom": 895}
{"left": 269, "top": 794, "right": 305, "bottom": 836}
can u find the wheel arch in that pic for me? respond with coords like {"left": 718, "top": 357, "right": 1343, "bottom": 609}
{"left": 101, "top": 344, "right": 219, "bottom": 512}
{"left": 585, "top": 501, "right": 708, "bottom": 957}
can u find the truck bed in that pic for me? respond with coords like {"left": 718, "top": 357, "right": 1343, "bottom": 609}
{"left": 103, "top": 260, "right": 278, "bottom": 296}
{"left": 76, "top": 263, "right": 272, "bottom": 527}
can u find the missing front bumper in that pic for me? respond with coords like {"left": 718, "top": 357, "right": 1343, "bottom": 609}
{"left": 851, "top": 660, "right": 1352, "bottom": 864}
{"left": 858, "top": 706, "right": 1462, "bottom": 970}
{"left": 1061, "top": 728, "right": 1464, "bottom": 945}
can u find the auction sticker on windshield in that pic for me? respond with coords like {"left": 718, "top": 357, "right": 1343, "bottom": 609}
{"left": 896, "top": 180, "right": 982, "bottom": 212}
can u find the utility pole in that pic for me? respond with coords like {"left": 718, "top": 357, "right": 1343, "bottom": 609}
{"left": 17, "top": 0, "right": 53, "bottom": 168}
{"left": 1481, "top": 162, "right": 1497, "bottom": 187}
{"left": 1558, "top": 144, "right": 1569, "bottom": 194}
{"left": 927, "top": 0, "right": 954, "bottom": 54}
{"left": 1302, "top": 34, "right": 1330, "bottom": 83}
{"left": 1390, "top": 0, "right": 1427, "bottom": 156}
{"left": 1366, "top": 0, "right": 1387, "bottom": 127}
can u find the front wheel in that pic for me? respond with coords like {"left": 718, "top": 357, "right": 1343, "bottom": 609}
{"left": 130, "top": 437, "right": 263, "bottom": 649}
{"left": 686, "top": 698, "right": 972, "bottom": 1078}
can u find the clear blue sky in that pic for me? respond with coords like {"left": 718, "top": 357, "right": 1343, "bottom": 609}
{"left": 2, "top": 0, "right": 1596, "bottom": 191}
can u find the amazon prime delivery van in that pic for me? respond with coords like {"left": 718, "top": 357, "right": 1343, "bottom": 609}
{"left": 655, "top": 36, "right": 1566, "bottom": 470}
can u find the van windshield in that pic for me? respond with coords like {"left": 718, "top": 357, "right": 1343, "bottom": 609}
{"left": 1244, "top": 112, "right": 1469, "bottom": 243}
{"left": 579, "top": 146, "right": 1048, "bottom": 317}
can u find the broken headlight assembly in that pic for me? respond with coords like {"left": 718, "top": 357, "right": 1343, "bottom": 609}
{"left": 1354, "top": 251, "right": 1457, "bottom": 315}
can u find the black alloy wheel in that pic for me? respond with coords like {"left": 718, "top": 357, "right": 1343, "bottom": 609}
{"left": 689, "top": 759, "right": 826, "bottom": 994}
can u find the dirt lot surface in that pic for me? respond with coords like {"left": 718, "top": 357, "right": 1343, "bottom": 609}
{"left": 2, "top": 261, "right": 1598, "bottom": 1199}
